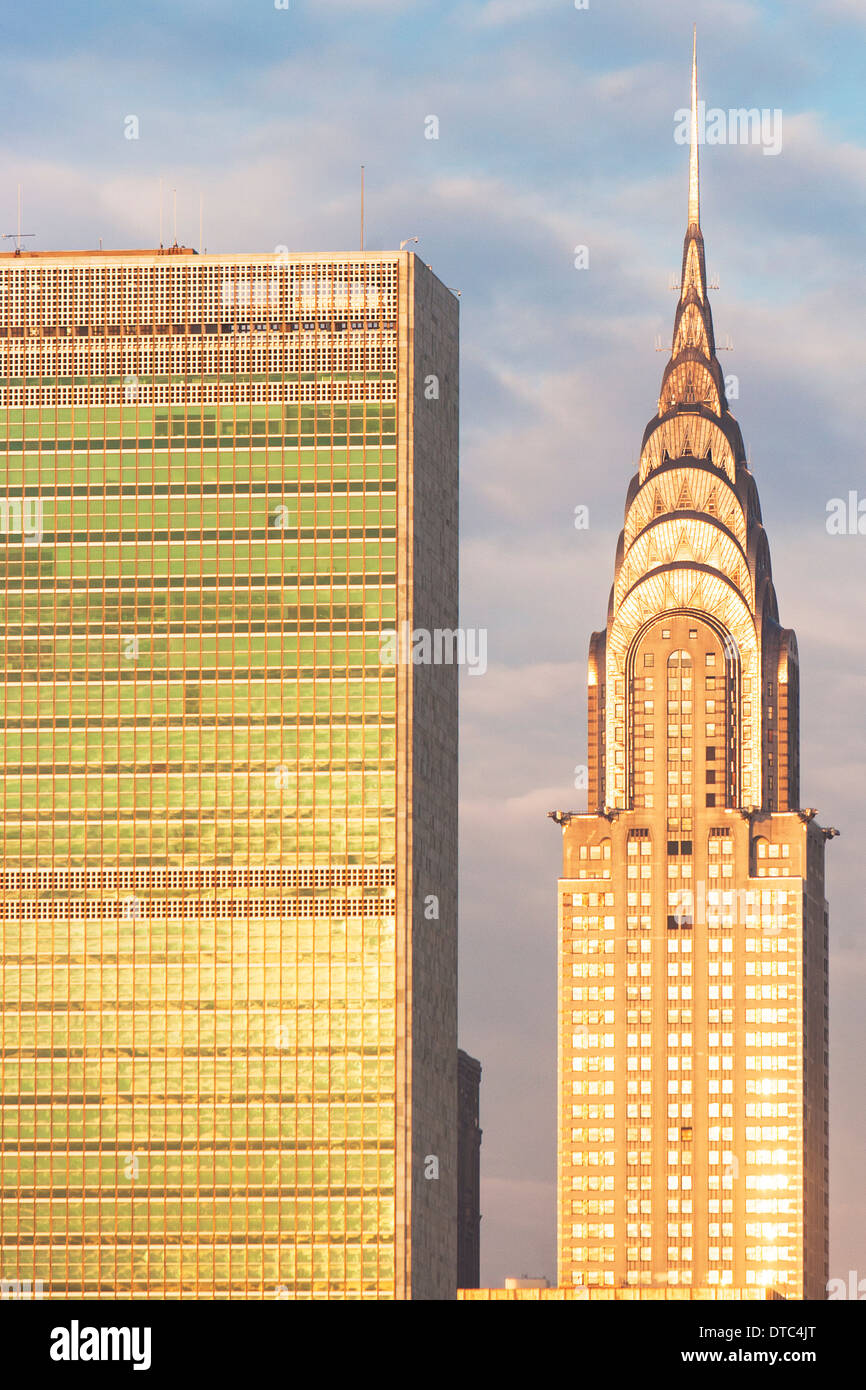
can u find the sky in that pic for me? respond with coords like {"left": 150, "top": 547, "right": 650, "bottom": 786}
{"left": 2, "top": 0, "right": 865, "bottom": 1291}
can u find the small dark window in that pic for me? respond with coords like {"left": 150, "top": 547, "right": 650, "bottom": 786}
{"left": 706, "top": 770, "right": 716, "bottom": 784}
{"left": 680, "top": 840, "right": 693, "bottom": 856}
{"left": 705, "top": 746, "right": 716, "bottom": 760}
{"left": 667, "top": 840, "right": 679, "bottom": 855}
{"left": 706, "top": 793, "right": 716, "bottom": 807}
{"left": 668, "top": 912, "right": 693, "bottom": 930}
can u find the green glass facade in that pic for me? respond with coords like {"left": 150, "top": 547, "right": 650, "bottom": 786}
{"left": 0, "top": 251, "right": 459, "bottom": 1299}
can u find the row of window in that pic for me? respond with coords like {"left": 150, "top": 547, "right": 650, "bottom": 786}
{"left": 0, "top": 384, "right": 399, "bottom": 405}
{"left": 0, "top": 320, "right": 397, "bottom": 336}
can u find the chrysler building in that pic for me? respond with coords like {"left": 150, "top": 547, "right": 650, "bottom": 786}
{"left": 552, "top": 37, "right": 831, "bottom": 1299}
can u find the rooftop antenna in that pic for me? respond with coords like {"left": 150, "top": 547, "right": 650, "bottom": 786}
{"left": 199, "top": 194, "right": 203, "bottom": 255}
{"left": 3, "top": 184, "right": 35, "bottom": 255}
{"left": 172, "top": 188, "right": 177, "bottom": 246}
{"left": 159, "top": 178, "right": 164, "bottom": 248}
{"left": 360, "top": 165, "right": 365, "bottom": 252}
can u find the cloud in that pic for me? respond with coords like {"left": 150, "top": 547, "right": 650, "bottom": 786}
{"left": 467, "top": 0, "right": 560, "bottom": 29}
{"left": 317, "top": 0, "right": 417, "bottom": 8}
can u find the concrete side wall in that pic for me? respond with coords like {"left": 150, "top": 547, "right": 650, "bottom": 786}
{"left": 408, "top": 259, "right": 460, "bottom": 1299}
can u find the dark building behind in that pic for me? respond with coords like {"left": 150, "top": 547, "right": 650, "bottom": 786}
{"left": 457, "top": 1050, "right": 482, "bottom": 1288}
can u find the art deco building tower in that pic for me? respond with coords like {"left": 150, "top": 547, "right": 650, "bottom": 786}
{"left": 0, "top": 246, "right": 458, "bottom": 1299}
{"left": 553, "top": 42, "right": 830, "bottom": 1299}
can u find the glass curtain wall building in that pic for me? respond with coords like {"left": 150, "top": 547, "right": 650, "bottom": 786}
{"left": 0, "top": 247, "right": 458, "bottom": 1299}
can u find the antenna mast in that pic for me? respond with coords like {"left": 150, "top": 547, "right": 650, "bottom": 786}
{"left": 2, "top": 185, "right": 35, "bottom": 255}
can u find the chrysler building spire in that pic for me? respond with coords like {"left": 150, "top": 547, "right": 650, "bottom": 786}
{"left": 688, "top": 26, "right": 700, "bottom": 230}
{"left": 665, "top": 31, "right": 724, "bottom": 415}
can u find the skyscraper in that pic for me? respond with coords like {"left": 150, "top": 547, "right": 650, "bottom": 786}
{"left": 553, "top": 42, "right": 831, "bottom": 1299}
{"left": 0, "top": 245, "right": 459, "bottom": 1299}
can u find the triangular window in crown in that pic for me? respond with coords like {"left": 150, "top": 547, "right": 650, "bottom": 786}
{"left": 675, "top": 480, "right": 693, "bottom": 510}
{"left": 674, "top": 529, "right": 695, "bottom": 563}
{"left": 682, "top": 241, "right": 703, "bottom": 296}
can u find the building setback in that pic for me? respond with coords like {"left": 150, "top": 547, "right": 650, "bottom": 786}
{"left": 0, "top": 246, "right": 459, "bottom": 1299}
{"left": 552, "top": 42, "right": 831, "bottom": 1299}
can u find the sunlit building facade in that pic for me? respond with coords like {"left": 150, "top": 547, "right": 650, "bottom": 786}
{"left": 0, "top": 246, "right": 458, "bottom": 1299}
{"left": 552, "top": 48, "right": 830, "bottom": 1299}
